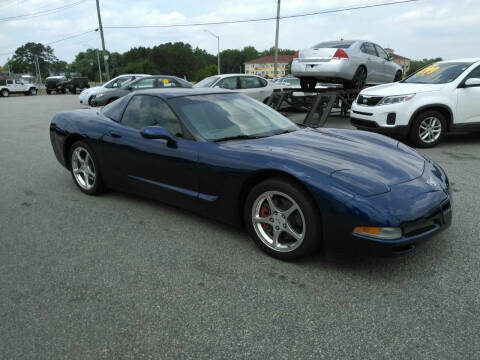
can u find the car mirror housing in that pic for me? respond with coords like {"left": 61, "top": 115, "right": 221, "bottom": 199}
{"left": 464, "top": 78, "right": 480, "bottom": 87}
{"left": 140, "top": 126, "right": 177, "bottom": 147}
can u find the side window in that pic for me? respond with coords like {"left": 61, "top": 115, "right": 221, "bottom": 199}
{"left": 131, "top": 78, "right": 156, "bottom": 89}
{"left": 121, "top": 95, "right": 183, "bottom": 136}
{"left": 259, "top": 78, "right": 268, "bottom": 87}
{"left": 240, "top": 76, "right": 262, "bottom": 89}
{"left": 7, "top": 80, "right": 13, "bottom": 85}
{"left": 361, "top": 42, "right": 377, "bottom": 56}
{"left": 0, "top": 79, "right": 6, "bottom": 86}
{"left": 15, "top": 80, "right": 22, "bottom": 84}
{"left": 464, "top": 66, "right": 480, "bottom": 80}
{"left": 217, "top": 77, "right": 238, "bottom": 90}
{"left": 156, "top": 78, "right": 180, "bottom": 88}
{"left": 375, "top": 45, "right": 389, "bottom": 60}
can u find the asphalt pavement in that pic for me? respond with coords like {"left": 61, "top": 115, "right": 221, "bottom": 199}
{"left": 0, "top": 94, "right": 479, "bottom": 359}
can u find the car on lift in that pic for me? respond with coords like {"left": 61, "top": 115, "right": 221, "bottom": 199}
{"left": 0, "top": 78, "right": 37, "bottom": 97}
{"left": 291, "top": 40, "right": 403, "bottom": 91}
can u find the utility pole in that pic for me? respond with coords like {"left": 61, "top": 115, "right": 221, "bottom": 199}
{"left": 95, "top": 0, "right": 109, "bottom": 80}
{"left": 204, "top": 30, "right": 220, "bottom": 74}
{"left": 273, "top": 0, "right": 281, "bottom": 80}
{"left": 96, "top": 50, "right": 103, "bottom": 83}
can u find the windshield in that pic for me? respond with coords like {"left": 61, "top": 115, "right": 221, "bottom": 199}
{"left": 404, "top": 62, "right": 473, "bottom": 84}
{"left": 193, "top": 76, "right": 221, "bottom": 88}
{"left": 169, "top": 93, "right": 299, "bottom": 141}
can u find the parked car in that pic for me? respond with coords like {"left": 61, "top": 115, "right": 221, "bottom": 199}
{"left": 45, "top": 76, "right": 70, "bottom": 94}
{"left": 50, "top": 88, "right": 451, "bottom": 260}
{"left": 79, "top": 74, "right": 149, "bottom": 105}
{"left": 90, "top": 75, "right": 192, "bottom": 107}
{"left": 69, "top": 77, "right": 90, "bottom": 94}
{"left": 193, "top": 74, "right": 283, "bottom": 103}
{"left": 291, "top": 40, "right": 403, "bottom": 91}
{"left": 351, "top": 58, "right": 480, "bottom": 147}
{"left": 0, "top": 78, "right": 37, "bottom": 97}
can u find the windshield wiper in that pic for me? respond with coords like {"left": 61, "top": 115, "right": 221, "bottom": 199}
{"left": 213, "top": 134, "right": 260, "bottom": 142}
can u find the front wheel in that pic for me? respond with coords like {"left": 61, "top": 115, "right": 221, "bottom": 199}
{"left": 69, "top": 141, "right": 104, "bottom": 195}
{"left": 244, "top": 177, "right": 321, "bottom": 260}
{"left": 29, "top": 87, "right": 37, "bottom": 95}
{"left": 408, "top": 110, "right": 446, "bottom": 148}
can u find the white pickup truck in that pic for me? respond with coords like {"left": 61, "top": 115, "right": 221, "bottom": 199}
{"left": 0, "top": 78, "right": 38, "bottom": 97}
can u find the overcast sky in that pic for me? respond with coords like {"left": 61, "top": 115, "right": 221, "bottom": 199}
{"left": 1, "top": 0, "right": 479, "bottom": 65}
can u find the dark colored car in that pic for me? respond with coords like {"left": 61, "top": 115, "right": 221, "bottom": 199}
{"left": 46, "top": 76, "right": 69, "bottom": 94}
{"left": 90, "top": 75, "right": 192, "bottom": 106}
{"left": 50, "top": 89, "right": 452, "bottom": 260}
{"left": 69, "top": 77, "right": 90, "bottom": 94}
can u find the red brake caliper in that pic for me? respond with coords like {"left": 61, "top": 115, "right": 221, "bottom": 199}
{"left": 260, "top": 202, "right": 271, "bottom": 231}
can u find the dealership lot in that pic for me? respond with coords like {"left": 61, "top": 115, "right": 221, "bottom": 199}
{"left": 1, "top": 95, "right": 479, "bottom": 359}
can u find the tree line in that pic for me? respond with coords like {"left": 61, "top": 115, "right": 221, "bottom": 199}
{"left": 4, "top": 42, "right": 295, "bottom": 82}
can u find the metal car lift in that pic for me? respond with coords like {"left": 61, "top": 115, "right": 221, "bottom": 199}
{"left": 266, "top": 87, "right": 359, "bottom": 128}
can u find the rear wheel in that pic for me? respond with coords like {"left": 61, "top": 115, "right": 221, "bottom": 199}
{"left": 69, "top": 141, "right": 104, "bottom": 195}
{"left": 346, "top": 66, "right": 367, "bottom": 90}
{"left": 408, "top": 110, "right": 446, "bottom": 148}
{"left": 394, "top": 71, "right": 403, "bottom": 82}
{"left": 46, "top": 90, "right": 51, "bottom": 95}
{"left": 1, "top": 89, "right": 9, "bottom": 97}
{"left": 300, "top": 78, "right": 317, "bottom": 91}
{"left": 244, "top": 177, "right": 321, "bottom": 260}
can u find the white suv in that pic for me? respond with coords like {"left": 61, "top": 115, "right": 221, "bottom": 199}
{"left": 350, "top": 58, "right": 480, "bottom": 147}
{"left": 0, "top": 78, "right": 37, "bottom": 97}
{"left": 78, "top": 74, "right": 149, "bottom": 105}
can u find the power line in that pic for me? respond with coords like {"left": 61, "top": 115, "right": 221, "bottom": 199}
{"left": 0, "top": 29, "right": 97, "bottom": 56}
{"left": 104, "top": 0, "right": 418, "bottom": 29}
{"left": 0, "top": 0, "right": 91, "bottom": 22}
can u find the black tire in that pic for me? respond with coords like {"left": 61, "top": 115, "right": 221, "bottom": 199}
{"left": 46, "top": 90, "right": 51, "bottom": 95}
{"left": 408, "top": 110, "right": 446, "bottom": 148}
{"left": 394, "top": 71, "right": 403, "bottom": 82}
{"left": 244, "top": 177, "right": 321, "bottom": 260}
{"left": 300, "top": 78, "right": 317, "bottom": 91}
{"left": 70, "top": 87, "right": 76, "bottom": 94}
{"left": 1, "top": 89, "right": 9, "bottom": 97}
{"left": 69, "top": 140, "right": 104, "bottom": 195}
{"left": 29, "top": 87, "right": 37, "bottom": 95}
{"left": 346, "top": 66, "right": 367, "bottom": 90}
{"left": 61, "top": 88, "right": 66, "bottom": 94}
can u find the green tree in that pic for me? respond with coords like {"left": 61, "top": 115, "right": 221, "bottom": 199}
{"left": 124, "top": 59, "right": 157, "bottom": 74}
{"left": 407, "top": 58, "right": 443, "bottom": 76}
{"left": 259, "top": 47, "right": 296, "bottom": 57}
{"left": 196, "top": 64, "right": 218, "bottom": 81}
{"left": 8, "top": 42, "right": 57, "bottom": 77}
{"left": 70, "top": 49, "right": 109, "bottom": 81}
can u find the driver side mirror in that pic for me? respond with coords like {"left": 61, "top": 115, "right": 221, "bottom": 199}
{"left": 127, "top": 86, "right": 134, "bottom": 91}
{"left": 464, "top": 78, "right": 480, "bottom": 87}
{"left": 140, "top": 126, "right": 177, "bottom": 148}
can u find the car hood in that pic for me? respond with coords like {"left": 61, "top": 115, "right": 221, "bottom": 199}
{"left": 220, "top": 128, "right": 425, "bottom": 196}
{"left": 361, "top": 82, "right": 445, "bottom": 96}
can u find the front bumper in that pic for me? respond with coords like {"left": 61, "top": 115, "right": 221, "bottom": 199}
{"left": 321, "top": 160, "right": 452, "bottom": 256}
{"left": 350, "top": 100, "right": 415, "bottom": 138}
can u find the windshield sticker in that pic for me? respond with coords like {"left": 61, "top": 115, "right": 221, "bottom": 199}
{"left": 417, "top": 64, "right": 441, "bottom": 76}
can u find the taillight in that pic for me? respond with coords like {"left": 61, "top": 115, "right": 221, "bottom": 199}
{"left": 293, "top": 51, "right": 299, "bottom": 59}
{"left": 333, "top": 49, "right": 349, "bottom": 59}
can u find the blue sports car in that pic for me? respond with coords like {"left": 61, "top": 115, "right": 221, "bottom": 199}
{"left": 50, "top": 88, "right": 452, "bottom": 259}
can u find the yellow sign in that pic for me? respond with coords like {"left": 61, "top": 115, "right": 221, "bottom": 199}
{"left": 417, "top": 64, "right": 440, "bottom": 76}
{"left": 163, "top": 79, "right": 170, "bottom": 84}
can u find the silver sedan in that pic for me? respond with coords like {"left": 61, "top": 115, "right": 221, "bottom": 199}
{"left": 291, "top": 40, "right": 403, "bottom": 91}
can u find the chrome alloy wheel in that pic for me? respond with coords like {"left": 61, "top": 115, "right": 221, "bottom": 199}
{"left": 251, "top": 191, "right": 306, "bottom": 252}
{"left": 71, "top": 147, "right": 96, "bottom": 190}
{"left": 419, "top": 116, "right": 442, "bottom": 144}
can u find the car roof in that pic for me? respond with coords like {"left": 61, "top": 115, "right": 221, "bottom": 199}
{"left": 131, "top": 87, "right": 234, "bottom": 99}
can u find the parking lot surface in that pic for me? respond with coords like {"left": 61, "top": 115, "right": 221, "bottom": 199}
{"left": 1, "top": 95, "right": 479, "bottom": 359}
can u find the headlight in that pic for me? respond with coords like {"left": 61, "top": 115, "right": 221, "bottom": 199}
{"left": 378, "top": 94, "right": 415, "bottom": 105}
{"left": 353, "top": 226, "right": 402, "bottom": 240}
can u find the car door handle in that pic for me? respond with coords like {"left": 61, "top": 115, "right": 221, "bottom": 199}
{"left": 109, "top": 131, "right": 122, "bottom": 138}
